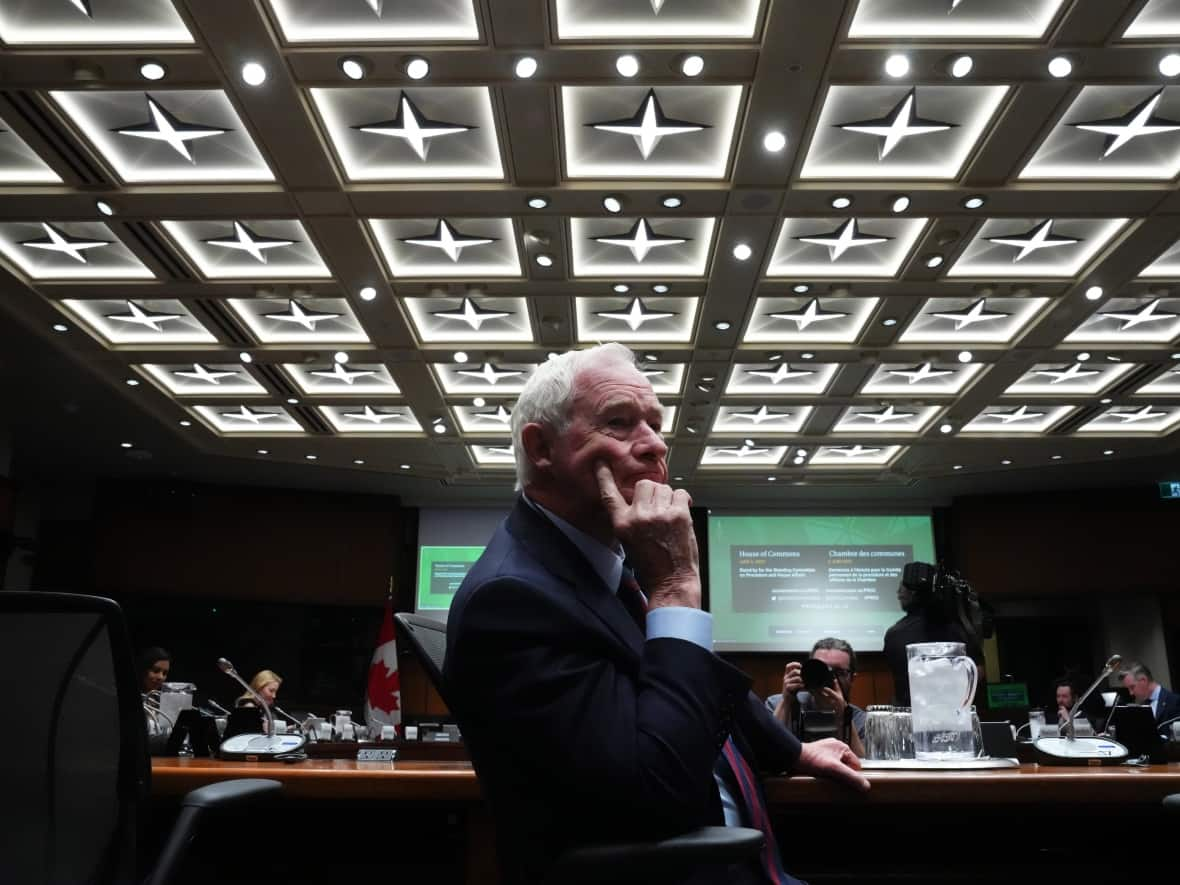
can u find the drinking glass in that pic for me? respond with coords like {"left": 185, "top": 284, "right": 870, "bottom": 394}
{"left": 864, "top": 705, "right": 898, "bottom": 760}
{"left": 895, "top": 707, "right": 914, "bottom": 759}
{"left": 1027, "top": 709, "right": 1046, "bottom": 740}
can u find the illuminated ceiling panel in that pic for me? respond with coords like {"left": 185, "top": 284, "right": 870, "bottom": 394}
{"left": 575, "top": 296, "right": 699, "bottom": 343}
{"left": 1123, "top": 0, "right": 1180, "bottom": 38}
{"left": 137, "top": 363, "right": 267, "bottom": 397}
{"left": 0, "top": 0, "right": 193, "bottom": 45}
{"left": 161, "top": 220, "right": 329, "bottom": 280}
{"left": 725, "top": 361, "right": 839, "bottom": 396}
{"left": 226, "top": 298, "right": 370, "bottom": 344}
{"left": 60, "top": 299, "right": 217, "bottom": 346}
{"left": 767, "top": 217, "right": 927, "bottom": 278}
{"left": 562, "top": 85, "right": 743, "bottom": 179}
{"left": 0, "top": 113, "right": 61, "bottom": 183}
{"left": 1076, "top": 405, "right": 1180, "bottom": 434}
{"left": 699, "top": 444, "right": 788, "bottom": 467}
{"left": 807, "top": 445, "right": 903, "bottom": 467}
{"left": 265, "top": 0, "right": 479, "bottom": 42}
{"left": 553, "top": 0, "right": 763, "bottom": 39}
{"left": 50, "top": 91, "right": 273, "bottom": 184}
{"left": 946, "top": 218, "right": 1129, "bottom": 279}
{"left": 638, "top": 363, "right": 687, "bottom": 395}
{"left": 712, "top": 404, "right": 813, "bottom": 435}
{"left": 570, "top": 217, "right": 715, "bottom": 278}
{"left": 282, "top": 362, "right": 400, "bottom": 396}
{"left": 433, "top": 360, "right": 538, "bottom": 394}
{"left": 1137, "top": 366, "right": 1180, "bottom": 395}
{"left": 861, "top": 362, "right": 985, "bottom": 396}
{"left": 453, "top": 402, "right": 514, "bottom": 436}
{"left": 743, "top": 297, "right": 879, "bottom": 344}
{"left": 368, "top": 217, "right": 521, "bottom": 278}
{"left": 1064, "top": 297, "right": 1180, "bottom": 344}
{"left": 309, "top": 87, "right": 503, "bottom": 181}
{"left": 192, "top": 404, "right": 304, "bottom": 435}
{"left": 470, "top": 444, "right": 516, "bottom": 467}
{"left": 0, "top": 221, "right": 152, "bottom": 280}
{"left": 319, "top": 405, "right": 422, "bottom": 435}
{"left": 1137, "top": 236, "right": 1180, "bottom": 278}
{"left": 800, "top": 85, "right": 1007, "bottom": 180}
{"left": 1004, "top": 361, "right": 1138, "bottom": 396}
{"left": 960, "top": 405, "right": 1076, "bottom": 435}
{"left": 403, "top": 296, "right": 532, "bottom": 343}
{"left": 848, "top": 0, "right": 1066, "bottom": 39}
{"left": 831, "top": 404, "right": 942, "bottom": 435}
{"left": 897, "top": 297, "right": 1050, "bottom": 344}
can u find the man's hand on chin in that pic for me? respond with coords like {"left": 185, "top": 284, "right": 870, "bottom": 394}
{"left": 795, "top": 739, "right": 870, "bottom": 793}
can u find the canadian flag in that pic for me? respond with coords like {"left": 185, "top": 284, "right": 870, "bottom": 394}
{"left": 364, "top": 596, "right": 402, "bottom": 736}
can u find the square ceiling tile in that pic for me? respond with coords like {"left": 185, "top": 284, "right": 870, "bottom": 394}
{"left": 1004, "top": 361, "right": 1138, "bottom": 396}
{"left": 192, "top": 404, "right": 304, "bottom": 435}
{"left": 743, "top": 297, "right": 879, "bottom": 344}
{"left": 562, "top": 85, "right": 743, "bottom": 179}
{"left": 712, "top": 404, "right": 813, "bottom": 435}
{"left": 946, "top": 218, "right": 1129, "bottom": 279}
{"left": 50, "top": 91, "right": 273, "bottom": 183}
{"left": 960, "top": 404, "right": 1076, "bottom": 434}
{"left": 1019, "top": 86, "right": 1180, "bottom": 180}
{"left": 282, "top": 361, "right": 400, "bottom": 395}
{"left": 368, "top": 217, "right": 521, "bottom": 278}
{"left": 403, "top": 296, "right": 532, "bottom": 343}
{"left": 725, "top": 361, "right": 839, "bottom": 395}
{"left": 570, "top": 217, "right": 715, "bottom": 278}
{"left": 161, "top": 220, "right": 329, "bottom": 279}
{"left": 0, "top": 113, "right": 61, "bottom": 183}
{"left": 1137, "top": 236, "right": 1180, "bottom": 278}
{"left": 575, "top": 296, "right": 699, "bottom": 343}
{"left": 1137, "top": 365, "right": 1180, "bottom": 395}
{"left": 0, "top": 0, "right": 193, "bottom": 45}
{"left": 309, "top": 87, "right": 502, "bottom": 181}
{"left": 0, "top": 221, "right": 152, "bottom": 280}
{"left": 319, "top": 405, "right": 422, "bottom": 434}
{"left": 800, "top": 86, "right": 1007, "bottom": 180}
{"left": 137, "top": 363, "right": 266, "bottom": 397}
{"left": 470, "top": 444, "right": 516, "bottom": 467}
{"left": 807, "top": 444, "right": 902, "bottom": 467}
{"left": 453, "top": 402, "right": 514, "bottom": 435}
{"left": 60, "top": 298, "right": 217, "bottom": 346}
{"left": 1064, "top": 297, "right": 1180, "bottom": 344}
{"left": 767, "top": 217, "right": 927, "bottom": 278}
{"left": 265, "top": 0, "right": 479, "bottom": 42}
{"left": 1123, "top": 0, "right": 1180, "bottom": 38}
{"left": 831, "top": 404, "right": 942, "bottom": 435}
{"left": 897, "top": 297, "right": 1050, "bottom": 344}
{"left": 553, "top": 0, "right": 763, "bottom": 39}
{"left": 700, "top": 444, "right": 788, "bottom": 467}
{"left": 433, "top": 360, "right": 537, "bottom": 394}
{"left": 861, "top": 361, "right": 984, "bottom": 396}
{"left": 1076, "top": 404, "right": 1180, "bottom": 434}
{"left": 227, "top": 298, "right": 370, "bottom": 344}
{"left": 847, "top": 0, "right": 1066, "bottom": 39}
{"left": 638, "top": 362, "right": 686, "bottom": 395}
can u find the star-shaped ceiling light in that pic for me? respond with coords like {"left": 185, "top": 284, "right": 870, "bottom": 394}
{"left": 0, "top": 220, "right": 151, "bottom": 280}
{"left": 319, "top": 405, "right": 422, "bottom": 435}
{"left": 227, "top": 298, "right": 368, "bottom": 345}
{"left": 470, "top": 444, "right": 516, "bottom": 466}
{"left": 113, "top": 96, "right": 229, "bottom": 163}
{"left": 577, "top": 296, "right": 696, "bottom": 343}
{"left": 221, "top": 406, "right": 283, "bottom": 425}
{"left": 471, "top": 405, "right": 512, "bottom": 425}
{"left": 163, "top": 219, "right": 328, "bottom": 279}
{"left": 1006, "top": 362, "right": 1138, "bottom": 396}
{"left": 769, "top": 217, "right": 927, "bottom": 277}
{"left": 406, "top": 296, "right": 531, "bottom": 343}
{"left": 595, "top": 298, "right": 677, "bottom": 331}
{"left": 886, "top": 363, "right": 955, "bottom": 385}
{"left": 554, "top": 0, "right": 759, "bottom": 39}
{"left": 836, "top": 89, "right": 956, "bottom": 159}
{"left": 61, "top": 299, "right": 214, "bottom": 345}
{"left": 862, "top": 362, "right": 985, "bottom": 396}
{"left": 457, "top": 362, "right": 524, "bottom": 386}
{"left": 847, "top": 0, "right": 1066, "bottom": 39}
{"left": 1078, "top": 405, "right": 1180, "bottom": 434}
{"left": 764, "top": 298, "right": 849, "bottom": 330}
{"left": 950, "top": 218, "right": 1127, "bottom": 278}
{"left": 19, "top": 222, "right": 110, "bottom": 263}
{"left": 203, "top": 222, "right": 296, "bottom": 263}
{"left": 283, "top": 362, "right": 398, "bottom": 395}
{"left": 105, "top": 300, "right": 182, "bottom": 332}
{"left": 1066, "top": 297, "right": 1180, "bottom": 344}
{"left": 400, "top": 219, "right": 497, "bottom": 262}
{"left": 833, "top": 405, "right": 941, "bottom": 435}
{"left": 1138, "top": 366, "right": 1180, "bottom": 395}
{"left": 587, "top": 89, "right": 708, "bottom": 160}
{"left": 454, "top": 404, "right": 515, "bottom": 434}
{"left": 983, "top": 405, "right": 1046, "bottom": 424}
{"left": 266, "top": 0, "right": 479, "bottom": 42}
{"left": 342, "top": 405, "right": 405, "bottom": 424}
{"left": 1030, "top": 363, "right": 1100, "bottom": 384}
{"left": 900, "top": 296, "right": 1050, "bottom": 345}
{"left": 137, "top": 363, "right": 265, "bottom": 397}
{"left": 263, "top": 300, "right": 343, "bottom": 331}
{"left": 435, "top": 361, "right": 535, "bottom": 394}
{"left": 1070, "top": 89, "right": 1180, "bottom": 157}
{"left": 700, "top": 444, "right": 787, "bottom": 467}
{"left": 0, "top": 0, "right": 193, "bottom": 44}
{"left": 743, "top": 364, "right": 817, "bottom": 385}
{"left": 846, "top": 405, "right": 917, "bottom": 425}
{"left": 809, "top": 445, "right": 902, "bottom": 467}
{"left": 1098, "top": 298, "right": 1179, "bottom": 330}
{"left": 726, "top": 362, "right": 837, "bottom": 396}
{"left": 193, "top": 405, "right": 302, "bottom": 434}
{"left": 795, "top": 219, "right": 891, "bottom": 261}
{"left": 743, "top": 297, "right": 878, "bottom": 343}
{"left": 571, "top": 218, "right": 713, "bottom": 277}
{"left": 309, "top": 364, "right": 378, "bottom": 385}
{"left": 986, "top": 220, "right": 1080, "bottom": 262}
{"left": 930, "top": 298, "right": 1011, "bottom": 330}
{"left": 712, "top": 405, "right": 811, "bottom": 435}
{"left": 593, "top": 219, "right": 688, "bottom": 262}
{"left": 370, "top": 217, "right": 520, "bottom": 277}
{"left": 961, "top": 405, "right": 1075, "bottom": 435}
{"left": 173, "top": 363, "right": 239, "bottom": 385}
{"left": 727, "top": 405, "right": 793, "bottom": 425}
{"left": 430, "top": 297, "right": 511, "bottom": 330}
{"left": 353, "top": 93, "right": 474, "bottom": 161}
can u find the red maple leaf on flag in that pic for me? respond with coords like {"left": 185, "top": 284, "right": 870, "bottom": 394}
{"left": 367, "top": 659, "right": 401, "bottom": 714}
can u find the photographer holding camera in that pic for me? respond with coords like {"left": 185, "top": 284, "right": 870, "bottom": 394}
{"left": 766, "top": 637, "right": 866, "bottom": 758}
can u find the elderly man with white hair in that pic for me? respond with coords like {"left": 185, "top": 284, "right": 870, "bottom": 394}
{"left": 445, "top": 343, "right": 868, "bottom": 885}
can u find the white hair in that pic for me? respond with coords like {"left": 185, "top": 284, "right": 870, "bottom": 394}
{"left": 511, "top": 343, "right": 639, "bottom": 490}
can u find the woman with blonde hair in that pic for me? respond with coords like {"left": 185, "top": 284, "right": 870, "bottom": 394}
{"left": 236, "top": 669, "right": 282, "bottom": 708}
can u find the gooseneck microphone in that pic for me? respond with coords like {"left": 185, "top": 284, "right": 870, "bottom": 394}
{"left": 1033, "top": 653, "right": 1129, "bottom": 765}
{"left": 217, "top": 657, "right": 278, "bottom": 746}
{"left": 215, "top": 657, "right": 306, "bottom": 759}
{"left": 1063, "top": 654, "right": 1121, "bottom": 741}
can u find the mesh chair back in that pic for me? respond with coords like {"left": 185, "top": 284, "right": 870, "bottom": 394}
{"left": 0, "top": 592, "right": 147, "bottom": 885}
{"left": 393, "top": 613, "right": 448, "bottom": 704}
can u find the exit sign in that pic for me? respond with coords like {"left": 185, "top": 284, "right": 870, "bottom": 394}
{"left": 1161, "top": 482, "right": 1180, "bottom": 499}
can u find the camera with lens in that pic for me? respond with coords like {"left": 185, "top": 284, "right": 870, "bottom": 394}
{"left": 901, "top": 560, "right": 991, "bottom": 644}
{"left": 800, "top": 658, "right": 837, "bottom": 693}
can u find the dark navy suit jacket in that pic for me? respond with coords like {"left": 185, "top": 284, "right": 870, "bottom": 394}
{"left": 444, "top": 497, "right": 803, "bottom": 884}
{"left": 1155, "top": 685, "right": 1180, "bottom": 727}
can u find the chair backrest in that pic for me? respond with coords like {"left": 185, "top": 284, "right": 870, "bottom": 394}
{"left": 394, "top": 613, "right": 449, "bottom": 705}
{"left": 0, "top": 592, "right": 149, "bottom": 885}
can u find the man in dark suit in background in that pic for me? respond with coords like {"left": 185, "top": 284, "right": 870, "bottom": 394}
{"left": 1121, "top": 662, "right": 1180, "bottom": 727}
{"left": 445, "top": 343, "right": 868, "bottom": 885}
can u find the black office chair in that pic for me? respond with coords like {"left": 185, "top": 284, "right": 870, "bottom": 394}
{"left": 0, "top": 591, "right": 282, "bottom": 885}
{"left": 1165, "top": 794, "right": 1180, "bottom": 814}
{"left": 392, "top": 611, "right": 765, "bottom": 884}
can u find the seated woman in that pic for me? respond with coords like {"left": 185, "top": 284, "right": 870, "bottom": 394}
{"left": 138, "top": 646, "right": 172, "bottom": 697}
{"left": 236, "top": 669, "right": 281, "bottom": 709}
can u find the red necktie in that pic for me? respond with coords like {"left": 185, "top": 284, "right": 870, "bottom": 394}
{"left": 721, "top": 738, "right": 789, "bottom": 884}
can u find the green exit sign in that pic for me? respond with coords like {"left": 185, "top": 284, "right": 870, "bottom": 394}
{"left": 1161, "top": 481, "right": 1180, "bottom": 500}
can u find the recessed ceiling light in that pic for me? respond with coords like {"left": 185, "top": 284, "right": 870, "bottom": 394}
{"left": 714, "top": 320, "right": 732, "bottom": 331}
{"left": 527, "top": 195, "right": 549, "bottom": 209}
{"left": 433, "top": 423, "right": 447, "bottom": 434}
{"left": 616, "top": 54, "right": 640, "bottom": 78}
{"left": 732, "top": 243, "right": 753, "bottom": 261}
{"left": 651, "top": 283, "right": 669, "bottom": 293}
{"left": 884, "top": 54, "right": 910, "bottom": 78}
{"left": 661, "top": 194, "right": 683, "bottom": 209}
{"left": 257, "top": 449, "right": 269, "bottom": 455}
{"left": 241, "top": 62, "right": 267, "bottom": 86}
{"left": 801, "top": 352, "right": 815, "bottom": 360}
{"left": 685, "top": 426, "right": 697, "bottom": 433}
{"left": 514, "top": 56, "right": 538, "bottom": 79}
{"left": 1001, "top": 459, "right": 1012, "bottom": 465}
{"left": 1051, "top": 454, "right": 1063, "bottom": 460}
{"left": 139, "top": 60, "right": 167, "bottom": 81}
{"left": 643, "top": 353, "right": 658, "bottom": 362}
{"left": 1084, "top": 285, "right": 1103, "bottom": 301}
{"left": 473, "top": 396, "right": 486, "bottom": 407}
{"left": 1160, "top": 54, "right": 1180, "bottom": 78}
{"left": 305, "top": 454, "right": 317, "bottom": 460}
{"left": 95, "top": 200, "right": 114, "bottom": 216}
{"left": 1100, "top": 397, "right": 1112, "bottom": 405}
{"left": 1077, "top": 352, "right": 1091, "bottom": 361}
{"left": 763, "top": 130, "right": 787, "bottom": 153}
{"left": 125, "top": 378, "right": 139, "bottom": 386}
{"left": 743, "top": 437, "right": 755, "bottom": 447}
{"left": 239, "top": 352, "right": 253, "bottom": 363}
{"left": 925, "top": 254, "right": 945, "bottom": 268}
{"left": 957, "top": 350, "right": 973, "bottom": 363}
{"left": 953, "top": 464, "right": 963, "bottom": 470}
{"left": 891, "top": 195, "right": 911, "bottom": 214}
{"left": 354, "top": 459, "right": 365, "bottom": 465}
{"left": 120, "top": 442, "right": 133, "bottom": 449}
{"left": 179, "top": 419, "right": 192, "bottom": 427}
{"left": 962, "top": 195, "right": 985, "bottom": 209}
{"left": 287, "top": 397, "right": 298, "bottom": 404}
{"left": 1103, "top": 449, "right": 1114, "bottom": 456}
{"left": 400, "top": 463, "right": 411, "bottom": 469}
{"left": 1172, "top": 353, "right": 1180, "bottom": 360}
{"left": 882, "top": 317, "right": 898, "bottom": 327}
{"left": 454, "top": 351, "right": 469, "bottom": 363}
{"left": 674, "top": 476, "right": 684, "bottom": 481}
{"left": 939, "top": 423, "right": 953, "bottom": 434}
{"left": 950, "top": 55, "right": 974, "bottom": 79}
{"left": 602, "top": 195, "right": 623, "bottom": 214}
{"left": 1047, "top": 56, "right": 1072, "bottom": 78}
{"left": 339, "top": 57, "right": 367, "bottom": 80}
{"left": 767, "top": 475, "right": 777, "bottom": 482}
{"left": 830, "top": 195, "right": 853, "bottom": 209}
{"left": 405, "top": 57, "right": 430, "bottom": 80}
{"left": 359, "top": 286, "right": 377, "bottom": 302}
{"left": 1106, "top": 354, "right": 1121, "bottom": 362}
{"left": 793, "top": 284, "right": 810, "bottom": 294}
{"left": 680, "top": 55, "right": 704, "bottom": 77}
{"left": 532, "top": 253, "right": 555, "bottom": 268}
{"left": 333, "top": 351, "right": 348, "bottom": 364}
{"left": 613, "top": 283, "right": 630, "bottom": 293}
{"left": 768, "top": 353, "right": 782, "bottom": 361}
{"left": 52, "top": 323, "right": 68, "bottom": 332}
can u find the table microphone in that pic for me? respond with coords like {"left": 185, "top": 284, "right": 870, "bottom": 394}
{"left": 1063, "top": 654, "right": 1121, "bottom": 740}
{"left": 1034, "top": 654, "right": 1128, "bottom": 765}
{"left": 215, "top": 657, "right": 306, "bottom": 760}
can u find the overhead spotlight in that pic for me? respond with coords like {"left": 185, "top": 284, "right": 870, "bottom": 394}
{"left": 925, "top": 254, "right": 945, "bottom": 268}
{"left": 661, "top": 194, "right": 684, "bottom": 208}
{"left": 957, "top": 350, "right": 973, "bottom": 363}
{"left": 651, "top": 283, "right": 669, "bottom": 293}
{"left": 882, "top": 317, "right": 898, "bottom": 327}
{"left": 241, "top": 62, "right": 267, "bottom": 86}
{"left": 514, "top": 56, "right": 538, "bottom": 79}
{"left": 950, "top": 55, "right": 974, "bottom": 79}
{"left": 767, "top": 476, "right": 777, "bottom": 482}
{"left": 139, "top": 60, "right": 167, "bottom": 81}
{"left": 473, "top": 397, "right": 486, "bottom": 407}
{"left": 891, "top": 195, "right": 911, "bottom": 213}
{"left": 354, "top": 459, "right": 366, "bottom": 465}
{"left": 939, "top": 423, "right": 953, "bottom": 434}
{"left": 359, "top": 286, "right": 377, "bottom": 302}
{"left": 334, "top": 351, "right": 349, "bottom": 364}
{"left": 1001, "top": 459, "right": 1012, "bottom": 465}
{"left": 120, "top": 442, "right": 133, "bottom": 449}
{"left": 962, "top": 195, "right": 985, "bottom": 209}
{"left": 643, "top": 353, "right": 659, "bottom": 362}
{"left": 615, "top": 54, "right": 640, "bottom": 78}
{"left": 535, "top": 253, "right": 554, "bottom": 267}
{"left": 1100, "top": 397, "right": 1112, "bottom": 404}
{"left": 714, "top": 320, "right": 732, "bottom": 331}
{"left": 52, "top": 323, "right": 68, "bottom": 332}
{"left": 830, "top": 194, "right": 853, "bottom": 209}
{"left": 1051, "top": 454, "right": 1063, "bottom": 460}
{"left": 953, "top": 464, "right": 963, "bottom": 470}
{"left": 763, "top": 130, "right": 787, "bottom": 153}
{"left": 800, "top": 352, "right": 815, "bottom": 360}
{"left": 339, "top": 56, "right": 369, "bottom": 80}
{"left": 454, "top": 351, "right": 469, "bottom": 363}
{"left": 743, "top": 438, "right": 755, "bottom": 447}
{"left": 96, "top": 200, "right": 114, "bottom": 216}
{"left": 602, "top": 195, "right": 623, "bottom": 214}
{"left": 793, "top": 283, "right": 810, "bottom": 294}
{"left": 1103, "top": 449, "right": 1115, "bottom": 456}
{"left": 305, "top": 454, "right": 317, "bottom": 460}
{"left": 287, "top": 397, "right": 299, "bottom": 404}
{"left": 680, "top": 54, "right": 705, "bottom": 77}
{"left": 400, "top": 463, "right": 411, "bottom": 469}
{"left": 1077, "top": 352, "right": 1091, "bottom": 361}
{"left": 526, "top": 195, "right": 549, "bottom": 209}
{"left": 257, "top": 449, "right": 269, "bottom": 455}
{"left": 432, "top": 423, "right": 447, "bottom": 434}
{"left": 884, "top": 54, "right": 910, "bottom": 78}
{"left": 1173, "top": 352, "right": 1180, "bottom": 359}
{"left": 179, "top": 419, "right": 192, "bottom": 427}
{"left": 1047, "top": 56, "right": 1072, "bottom": 78}
{"left": 404, "top": 56, "right": 430, "bottom": 80}
{"left": 125, "top": 378, "right": 139, "bottom": 386}
{"left": 613, "top": 283, "right": 630, "bottom": 293}
{"left": 1085, "top": 285, "right": 1103, "bottom": 301}
{"left": 239, "top": 351, "right": 253, "bottom": 363}
{"left": 732, "top": 243, "right": 753, "bottom": 261}
{"left": 1160, "top": 54, "right": 1180, "bottom": 78}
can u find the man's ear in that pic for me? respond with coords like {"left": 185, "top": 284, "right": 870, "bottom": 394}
{"left": 520, "top": 422, "right": 553, "bottom": 476}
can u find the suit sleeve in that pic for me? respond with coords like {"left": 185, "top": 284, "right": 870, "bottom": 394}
{"left": 738, "top": 690, "right": 803, "bottom": 774}
{"left": 447, "top": 575, "right": 752, "bottom": 831}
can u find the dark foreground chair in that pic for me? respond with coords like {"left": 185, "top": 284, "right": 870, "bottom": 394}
{"left": 0, "top": 591, "right": 281, "bottom": 885}
{"left": 393, "top": 611, "right": 765, "bottom": 884}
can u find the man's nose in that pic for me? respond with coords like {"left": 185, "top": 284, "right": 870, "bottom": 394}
{"left": 634, "top": 421, "right": 668, "bottom": 458}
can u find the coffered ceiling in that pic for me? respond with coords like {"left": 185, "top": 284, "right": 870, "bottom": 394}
{"left": 1, "top": 0, "right": 1179, "bottom": 497}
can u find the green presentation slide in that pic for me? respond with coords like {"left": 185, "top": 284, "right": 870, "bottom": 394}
{"left": 707, "top": 515, "right": 935, "bottom": 652}
{"left": 416, "top": 545, "right": 486, "bottom": 612}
